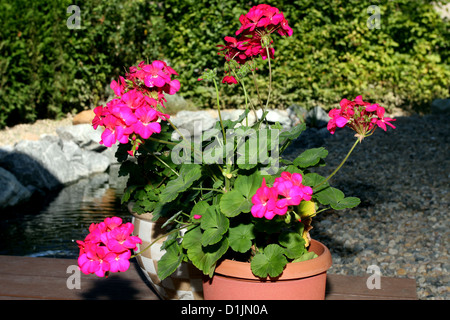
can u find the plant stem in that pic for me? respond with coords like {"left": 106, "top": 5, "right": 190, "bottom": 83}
{"left": 251, "top": 68, "right": 263, "bottom": 109}
{"left": 130, "top": 223, "right": 196, "bottom": 258}
{"left": 258, "top": 45, "right": 273, "bottom": 128}
{"left": 147, "top": 136, "right": 178, "bottom": 146}
{"left": 212, "top": 78, "right": 227, "bottom": 145}
{"left": 314, "top": 138, "right": 360, "bottom": 191}
{"left": 152, "top": 152, "right": 179, "bottom": 177}
{"left": 191, "top": 187, "right": 225, "bottom": 193}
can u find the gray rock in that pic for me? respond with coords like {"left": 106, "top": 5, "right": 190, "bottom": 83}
{"left": 431, "top": 98, "right": 450, "bottom": 114}
{"left": 0, "top": 167, "right": 32, "bottom": 208}
{"left": 81, "top": 149, "right": 111, "bottom": 174}
{"left": 287, "top": 104, "right": 307, "bottom": 125}
{"left": 171, "top": 110, "right": 217, "bottom": 139}
{"left": 13, "top": 139, "right": 82, "bottom": 186}
{"left": 256, "top": 109, "right": 292, "bottom": 128}
{"left": 0, "top": 146, "right": 62, "bottom": 192}
{"left": 56, "top": 124, "right": 105, "bottom": 151}
{"left": 306, "top": 106, "right": 330, "bottom": 128}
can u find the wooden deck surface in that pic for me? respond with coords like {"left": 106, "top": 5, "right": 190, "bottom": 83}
{"left": 0, "top": 255, "right": 417, "bottom": 300}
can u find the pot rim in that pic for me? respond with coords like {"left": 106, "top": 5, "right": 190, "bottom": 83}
{"left": 213, "top": 239, "right": 332, "bottom": 281}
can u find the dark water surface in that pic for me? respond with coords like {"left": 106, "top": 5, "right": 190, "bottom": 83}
{"left": 0, "top": 170, "right": 131, "bottom": 259}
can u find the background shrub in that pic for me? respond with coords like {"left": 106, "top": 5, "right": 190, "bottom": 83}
{"left": 0, "top": 0, "right": 448, "bottom": 128}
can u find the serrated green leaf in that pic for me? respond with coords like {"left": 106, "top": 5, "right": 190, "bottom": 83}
{"left": 303, "top": 172, "right": 329, "bottom": 192}
{"left": 182, "top": 225, "right": 229, "bottom": 277}
{"left": 293, "top": 147, "right": 328, "bottom": 168}
{"left": 234, "top": 172, "right": 263, "bottom": 199}
{"left": 219, "top": 190, "right": 251, "bottom": 217}
{"left": 331, "top": 196, "right": 361, "bottom": 210}
{"left": 278, "top": 232, "right": 307, "bottom": 259}
{"left": 228, "top": 223, "right": 255, "bottom": 253}
{"left": 292, "top": 251, "right": 318, "bottom": 263}
{"left": 315, "top": 187, "right": 345, "bottom": 206}
{"left": 250, "top": 244, "right": 288, "bottom": 278}
{"left": 159, "top": 164, "right": 202, "bottom": 203}
{"left": 200, "top": 206, "right": 229, "bottom": 246}
{"left": 157, "top": 240, "right": 184, "bottom": 281}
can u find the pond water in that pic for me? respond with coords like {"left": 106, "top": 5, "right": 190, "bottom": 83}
{"left": 0, "top": 166, "right": 131, "bottom": 259}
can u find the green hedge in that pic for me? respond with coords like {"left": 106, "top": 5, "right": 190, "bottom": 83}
{"left": 0, "top": 0, "right": 448, "bottom": 128}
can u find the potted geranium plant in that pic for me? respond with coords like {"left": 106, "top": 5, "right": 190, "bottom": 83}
{"left": 76, "top": 4, "right": 396, "bottom": 300}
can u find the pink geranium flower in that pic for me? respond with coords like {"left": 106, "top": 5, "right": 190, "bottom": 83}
{"left": 251, "top": 178, "right": 278, "bottom": 219}
{"left": 327, "top": 95, "right": 396, "bottom": 139}
{"left": 105, "top": 250, "right": 132, "bottom": 273}
{"left": 77, "top": 217, "right": 142, "bottom": 277}
{"left": 133, "top": 105, "right": 162, "bottom": 139}
{"left": 222, "top": 75, "right": 238, "bottom": 85}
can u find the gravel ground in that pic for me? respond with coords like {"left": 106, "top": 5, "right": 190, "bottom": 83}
{"left": 0, "top": 115, "right": 74, "bottom": 147}
{"left": 286, "top": 113, "right": 449, "bottom": 300}
{"left": 1, "top": 112, "right": 448, "bottom": 300}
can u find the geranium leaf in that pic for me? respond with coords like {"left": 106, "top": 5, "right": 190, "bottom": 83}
{"left": 228, "top": 223, "right": 255, "bottom": 253}
{"left": 293, "top": 147, "right": 328, "bottom": 168}
{"left": 331, "top": 196, "right": 361, "bottom": 210}
{"left": 315, "top": 186, "right": 345, "bottom": 206}
{"left": 157, "top": 240, "right": 184, "bottom": 281}
{"left": 182, "top": 225, "right": 229, "bottom": 277}
{"left": 303, "top": 172, "right": 329, "bottom": 192}
{"left": 159, "top": 164, "right": 202, "bottom": 203}
{"left": 250, "top": 244, "right": 287, "bottom": 278}
{"left": 200, "top": 206, "right": 229, "bottom": 246}
{"left": 234, "top": 172, "right": 263, "bottom": 199}
{"left": 219, "top": 190, "right": 251, "bottom": 217}
{"left": 278, "top": 232, "right": 307, "bottom": 259}
{"left": 292, "top": 251, "right": 318, "bottom": 263}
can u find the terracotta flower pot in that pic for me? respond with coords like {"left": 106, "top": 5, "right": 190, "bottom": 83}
{"left": 131, "top": 211, "right": 204, "bottom": 300}
{"left": 202, "top": 239, "right": 332, "bottom": 300}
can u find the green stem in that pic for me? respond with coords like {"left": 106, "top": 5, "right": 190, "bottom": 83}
{"left": 156, "top": 105, "right": 188, "bottom": 143}
{"left": 131, "top": 223, "right": 197, "bottom": 258}
{"left": 314, "top": 138, "right": 359, "bottom": 191}
{"left": 251, "top": 68, "right": 263, "bottom": 109}
{"left": 212, "top": 78, "right": 226, "bottom": 145}
{"left": 258, "top": 45, "right": 273, "bottom": 128}
{"left": 191, "top": 187, "right": 225, "bottom": 193}
{"left": 147, "top": 136, "right": 178, "bottom": 146}
{"left": 152, "top": 152, "right": 179, "bottom": 177}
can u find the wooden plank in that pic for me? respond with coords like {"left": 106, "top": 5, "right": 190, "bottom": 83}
{"left": 0, "top": 255, "right": 159, "bottom": 300}
{"left": 325, "top": 274, "right": 418, "bottom": 300}
{"left": 0, "top": 256, "right": 417, "bottom": 300}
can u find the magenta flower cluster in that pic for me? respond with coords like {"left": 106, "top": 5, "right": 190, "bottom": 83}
{"left": 76, "top": 217, "right": 142, "bottom": 277}
{"left": 92, "top": 60, "right": 180, "bottom": 155}
{"left": 217, "top": 4, "right": 293, "bottom": 85}
{"left": 251, "top": 172, "right": 313, "bottom": 220}
{"left": 327, "top": 95, "right": 396, "bottom": 138}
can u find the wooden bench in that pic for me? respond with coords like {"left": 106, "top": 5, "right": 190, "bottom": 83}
{"left": 0, "top": 255, "right": 417, "bottom": 300}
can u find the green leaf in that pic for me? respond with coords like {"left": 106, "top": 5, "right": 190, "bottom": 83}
{"left": 219, "top": 190, "right": 250, "bottom": 217}
{"left": 315, "top": 187, "right": 360, "bottom": 210}
{"left": 303, "top": 173, "right": 329, "bottom": 192}
{"left": 219, "top": 172, "right": 263, "bottom": 217}
{"left": 200, "top": 206, "right": 229, "bottom": 246}
{"left": 278, "top": 231, "right": 307, "bottom": 259}
{"left": 315, "top": 187, "right": 345, "bottom": 205}
{"left": 182, "top": 225, "right": 229, "bottom": 278}
{"left": 250, "top": 244, "right": 288, "bottom": 278}
{"left": 159, "top": 164, "right": 202, "bottom": 203}
{"left": 293, "top": 147, "right": 328, "bottom": 168}
{"left": 331, "top": 196, "right": 361, "bottom": 210}
{"left": 228, "top": 223, "right": 255, "bottom": 253}
{"left": 190, "top": 200, "right": 210, "bottom": 218}
{"left": 234, "top": 173, "right": 263, "bottom": 199}
{"left": 292, "top": 252, "right": 318, "bottom": 263}
{"left": 157, "top": 240, "right": 184, "bottom": 281}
